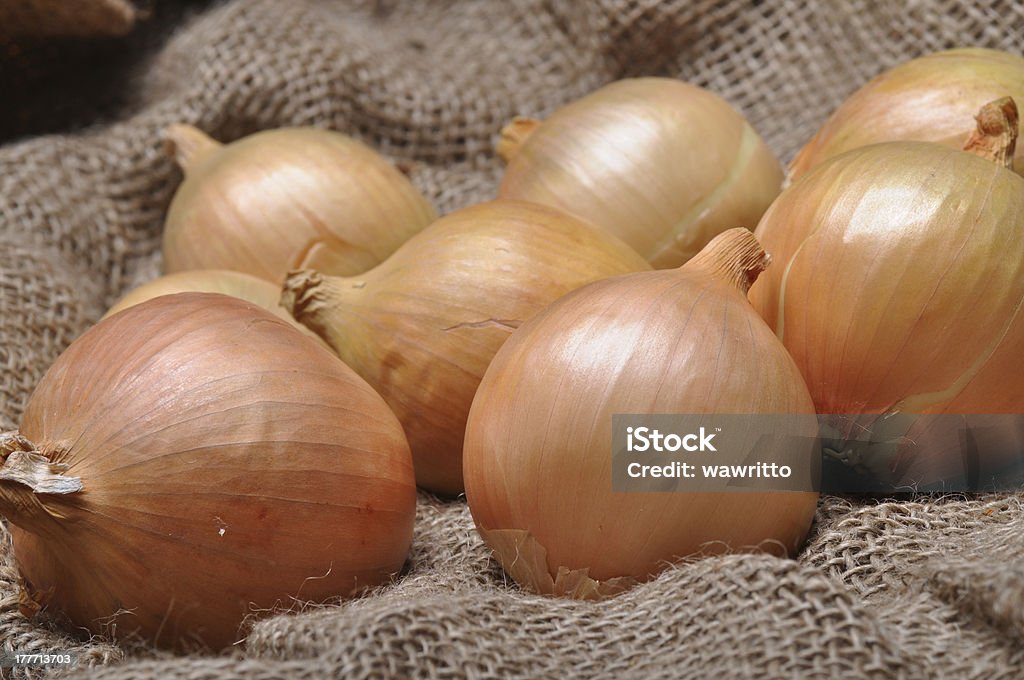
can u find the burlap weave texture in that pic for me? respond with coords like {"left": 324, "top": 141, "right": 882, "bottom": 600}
{"left": 3, "top": 1, "right": 1024, "bottom": 678}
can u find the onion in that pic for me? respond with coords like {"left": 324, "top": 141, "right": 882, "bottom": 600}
{"left": 280, "top": 200, "right": 650, "bottom": 496}
{"left": 463, "top": 229, "right": 819, "bottom": 597}
{"left": 789, "top": 48, "right": 1024, "bottom": 181}
{"left": 749, "top": 98, "right": 1024, "bottom": 488}
{"left": 0, "top": 293, "right": 416, "bottom": 649}
{"left": 104, "top": 269, "right": 312, "bottom": 333}
{"left": 496, "top": 77, "right": 783, "bottom": 268}
{"left": 161, "top": 124, "right": 436, "bottom": 283}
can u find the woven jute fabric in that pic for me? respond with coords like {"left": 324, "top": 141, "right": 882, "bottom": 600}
{"left": 3, "top": 1, "right": 1024, "bottom": 678}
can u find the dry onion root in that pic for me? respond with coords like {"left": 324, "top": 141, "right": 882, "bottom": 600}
{"left": 161, "top": 124, "right": 437, "bottom": 283}
{"left": 497, "top": 77, "right": 783, "bottom": 268}
{"left": 463, "top": 229, "right": 819, "bottom": 597}
{"left": 281, "top": 200, "right": 651, "bottom": 496}
{"left": 750, "top": 97, "right": 1024, "bottom": 488}
{"left": 789, "top": 48, "right": 1024, "bottom": 181}
{"left": 0, "top": 293, "right": 416, "bottom": 649}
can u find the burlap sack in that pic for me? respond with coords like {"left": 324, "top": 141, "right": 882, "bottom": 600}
{"left": 2, "top": 1, "right": 1024, "bottom": 678}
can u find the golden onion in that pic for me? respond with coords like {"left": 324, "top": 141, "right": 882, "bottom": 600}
{"left": 281, "top": 200, "right": 650, "bottom": 496}
{"left": 496, "top": 78, "right": 783, "bottom": 268}
{"left": 0, "top": 293, "right": 416, "bottom": 649}
{"left": 104, "top": 269, "right": 328, "bottom": 344}
{"left": 161, "top": 125, "right": 436, "bottom": 283}
{"left": 464, "top": 229, "right": 819, "bottom": 597}
{"left": 750, "top": 99, "right": 1024, "bottom": 488}
{"left": 789, "top": 48, "right": 1024, "bottom": 181}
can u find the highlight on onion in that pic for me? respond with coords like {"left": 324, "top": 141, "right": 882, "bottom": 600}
{"left": 789, "top": 48, "right": 1024, "bottom": 181}
{"left": 0, "top": 293, "right": 417, "bottom": 649}
{"left": 280, "top": 200, "right": 651, "bottom": 497}
{"left": 463, "top": 229, "right": 819, "bottom": 598}
{"left": 496, "top": 77, "right": 783, "bottom": 269}
{"left": 749, "top": 97, "right": 1024, "bottom": 488}
{"left": 161, "top": 124, "right": 437, "bottom": 283}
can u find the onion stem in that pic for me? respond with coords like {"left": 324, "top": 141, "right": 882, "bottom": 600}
{"left": 163, "top": 124, "right": 222, "bottom": 172}
{"left": 962, "top": 96, "right": 1018, "bottom": 167}
{"left": 0, "top": 431, "right": 81, "bottom": 539}
{"left": 685, "top": 228, "right": 771, "bottom": 295}
{"left": 496, "top": 117, "right": 541, "bottom": 162}
{"left": 0, "top": 432, "right": 81, "bottom": 495}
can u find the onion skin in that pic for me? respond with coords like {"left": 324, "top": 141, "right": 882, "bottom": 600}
{"left": 789, "top": 48, "right": 1024, "bottom": 181}
{"left": 161, "top": 125, "right": 436, "bottom": 283}
{"left": 750, "top": 138, "right": 1024, "bottom": 487}
{"left": 103, "top": 269, "right": 328, "bottom": 345}
{"left": 497, "top": 78, "right": 783, "bottom": 269}
{"left": 281, "top": 200, "right": 651, "bottom": 496}
{"left": 463, "top": 229, "right": 819, "bottom": 595}
{"left": 105, "top": 270, "right": 283, "bottom": 318}
{"left": 3, "top": 293, "right": 416, "bottom": 649}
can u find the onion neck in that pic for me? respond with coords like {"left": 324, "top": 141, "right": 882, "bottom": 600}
{"left": 164, "top": 124, "right": 222, "bottom": 173}
{"left": 683, "top": 227, "right": 770, "bottom": 296}
{"left": 0, "top": 432, "right": 81, "bottom": 538}
{"left": 962, "top": 96, "right": 1018, "bottom": 168}
{"left": 496, "top": 117, "right": 541, "bottom": 163}
{"left": 280, "top": 269, "right": 361, "bottom": 352}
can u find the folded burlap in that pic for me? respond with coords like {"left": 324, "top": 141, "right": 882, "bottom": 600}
{"left": 2, "top": 1, "right": 1024, "bottom": 678}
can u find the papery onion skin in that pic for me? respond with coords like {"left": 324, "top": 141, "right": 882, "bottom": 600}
{"left": 281, "top": 200, "right": 651, "bottom": 497}
{"left": 497, "top": 77, "right": 783, "bottom": 269}
{"left": 789, "top": 48, "right": 1024, "bottom": 180}
{"left": 3, "top": 293, "right": 416, "bottom": 649}
{"left": 749, "top": 140, "right": 1024, "bottom": 486}
{"left": 463, "top": 229, "right": 819, "bottom": 594}
{"left": 161, "top": 125, "right": 436, "bottom": 283}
